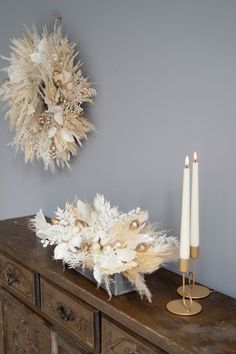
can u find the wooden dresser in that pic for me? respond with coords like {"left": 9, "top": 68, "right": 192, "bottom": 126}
{"left": 0, "top": 216, "right": 235, "bottom": 354}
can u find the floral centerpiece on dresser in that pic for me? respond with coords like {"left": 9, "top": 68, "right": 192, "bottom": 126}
{"left": 31, "top": 194, "right": 178, "bottom": 301}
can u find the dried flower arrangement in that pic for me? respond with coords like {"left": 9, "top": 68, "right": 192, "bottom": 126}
{"left": 0, "top": 22, "right": 96, "bottom": 172}
{"left": 30, "top": 195, "right": 178, "bottom": 301}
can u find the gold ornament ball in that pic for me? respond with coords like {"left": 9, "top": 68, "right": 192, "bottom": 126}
{"left": 58, "top": 97, "right": 64, "bottom": 105}
{"left": 136, "top": 243, "right": 148, "bottom": 252}
{"left": 129, "top": 219, "right": 140, "bottom": 230}
{"left": 39, "top": 117, "right": 44, "bottom": 125}
{"left": 51, "top": 144, "right": 56, "bottom": 153}
{"left": 38, "top": 126, "right": 43, "bottom": 132}
{"left": 114, "top": 241, "right": 122, "bottom": 249}
{"left": 91, "top": 243, "right": 101, "bottom": 251}
{"left": 74, "top": 225, "right": 82, "bottom": 233}
{"left": 51, "top": 218, "right": 59, "bottom": 225}
{"left": 80, "top": 243, "right": 90, "bottom": 252}
{"left": 75, "top": 219, "right": 88, "bottom": 228}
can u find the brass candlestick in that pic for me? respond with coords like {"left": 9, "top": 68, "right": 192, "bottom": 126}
{"left": 166, "top": 259, "right": 202, "bottom": 316}
{"left": 177, "top": 246, "right": 211, "bottom": 299}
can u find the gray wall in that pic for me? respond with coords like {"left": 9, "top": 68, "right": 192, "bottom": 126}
{"left": 0, "top": 0, "right": 236, "bottom": 298}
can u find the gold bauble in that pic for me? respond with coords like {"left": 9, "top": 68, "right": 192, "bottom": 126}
{"left": 58, "top": 96, "right": 64, "bottom": 105}
{"left": 136, "top": 243, "right": 149, "bottom": 252}
{"left": 51, "top": 218, "right": 59, "bottom": 225}
{"left": 39, "top": 117, "right": 44, "bottom": 125}
{"left": 75, "top": 219, "right": 88, "bottom": 228}
{"left": 38, "top": 126, "right": 43, "bottom": 132}
{"left": 51, "top": 144, "right": 56, "bottom": 153}
{"left": 114, "top": 241, "right": 122, "bottom": 249}
{"left": 80, "top": 243, "right": 90, "bottom": 252}
{"left": 91, "top": 243, "right": 101, "bottom": 251}
{"left": 129, "top": 219, "right": 140, "bottom": 230}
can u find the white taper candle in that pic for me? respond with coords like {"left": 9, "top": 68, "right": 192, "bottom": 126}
{"left": 190, "top": 152, "right": 199, "bottom": 247}
{"left": 180, "top": 156, "right": 190, "bottom": 260}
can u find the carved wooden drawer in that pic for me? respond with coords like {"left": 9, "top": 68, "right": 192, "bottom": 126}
{"left": 41, "top": 278, "right": 99, "bottom": 352}
{"left": 102, "top": 317, "right": 165, "bottom": 354}
{"left": 0, "top": 252, "right": 34, "bottom": 304}
{"left": 51, "top": 332, "right": 90, "bottom": 354}
{"left": 0, "top": 288, "right": 51, "bottom": 354}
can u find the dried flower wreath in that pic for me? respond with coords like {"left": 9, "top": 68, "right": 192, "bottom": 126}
{"left": 0, "top": 22, "right": 96, "bottom": 172}
{"left": 30, "top": 195, "right": 178, "bottom": 301}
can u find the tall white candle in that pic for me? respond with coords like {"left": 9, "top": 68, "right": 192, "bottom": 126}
{"left": 180, "top": 156, "right": 190, "bottom": 260}
{"left": 190, "top": 152, "right": 199, "bottom": 247}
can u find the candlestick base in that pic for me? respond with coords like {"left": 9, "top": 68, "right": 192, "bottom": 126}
{"left": 166, "top": 299, "right": 202, "bottom": 316}
{"left": 177, "top": 284, "right": 211, "bottom": 299}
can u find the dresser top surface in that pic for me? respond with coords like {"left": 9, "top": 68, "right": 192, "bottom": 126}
{"left": 0, "top": 216, "right": 236, "bottom": 354}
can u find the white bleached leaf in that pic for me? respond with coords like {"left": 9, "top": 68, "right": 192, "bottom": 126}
{"left": 54, "top": 111, "right": 63, "bottom": 125}
{"left": 60, "top": 128, "right": 74, "bottom": 142}
{"left": 51, "top": 53, "right": 58, "bottom": 61}
{"left": 27, "top": 104, "right": 35, "bottom": 116}
{"left": 38, "top": 37, "right": 49, "bottom": 53}
{"left": 93, "top": 265, "right": 102, "bottom": 284}
{"left": 8, "top": 65, "right": 24, "bottom": 83}
{"left": 30, "top": 52, "right": 42, "bottom": 64}
{"left": 54, "top": 243, "right": 68, "bottom": 260}
{"left": 48, "top": 127, "right": 57, "bottom": 138}
{"left": 68, "top": 233, "right": 83, "bottom": 253}
{"left": 76, "top": 200, "right": 93, "bottom": 222}
{"left": 62, "top": 70, "right": 71, "bottom": 84}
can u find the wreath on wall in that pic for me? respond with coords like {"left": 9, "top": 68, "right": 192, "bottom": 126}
{"left": 0, "top": 21, "right": 96, "bottom": 172}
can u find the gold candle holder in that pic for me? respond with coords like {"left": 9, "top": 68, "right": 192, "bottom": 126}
{"left": 166, "top": 259, "right": 202, "bottom": 316}
{"left": 177, "top": 247, "right": 211, "bottom": 299}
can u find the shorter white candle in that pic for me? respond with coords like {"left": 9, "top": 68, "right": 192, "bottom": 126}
{"left": 190, "top": 152, "right": 199, "bottom": 247}
{"left": 180, "top": 156, "right": 190, "bottom": 260}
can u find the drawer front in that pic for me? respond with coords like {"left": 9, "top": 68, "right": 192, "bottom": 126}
{"left": 51, "top": 332, "right": 90, "bottom": 354}
{"left": 41, "top": 278, "right": 98, "bottom": 351}
{"left": 0, "top": 288, "right": 51, "bottom": 354}
{"left": 102, "top": 318, "right": 164, "bottom": 354}
{"left": 0, "top": 252, "right": 34, "bottom": 304}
